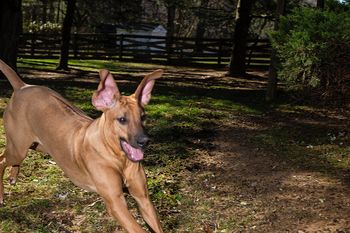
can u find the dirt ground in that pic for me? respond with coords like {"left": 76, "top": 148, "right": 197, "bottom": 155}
{"left": 183, "top": 119, "right": 350, "bottom": 232}
{"left": 171, "top": 69, "right": 350, "bottom": 232}
{"left": 142, "top": 66, "right": 350, "bottom": 232}
{"left": 4, "top": 64, "right": 350, "bottom": 232}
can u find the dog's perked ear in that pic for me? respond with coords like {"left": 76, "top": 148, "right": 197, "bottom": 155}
{"left": 92, "top": 69, "right": 121, "bottom": 111}
{"left": 134, "top": 69, "right": 163, "bottom": 107}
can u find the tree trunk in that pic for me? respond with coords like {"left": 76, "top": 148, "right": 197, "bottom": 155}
{"left": 317, "top": 0, "right": 325, "bottom": 9}
{"left": 41, "top": 0, "right": 48, "bottom": 23}
{"left": 56, "top": 0, "right": 62, "bottom": 23}
{"left": 57, "top": 0, "right": 76, "bottom": 70}
{"left": 49, "top": 0, "right": 55, "bottom": 22}
{"left": 195, "top": 0, "right": 209, "bottom": 53}
{"left": 0, "top": 0, "right": 22, "bottom": 71}
{"left": 228, "top": 0, "right": 254, "bottom": 76}
{"left": 265, "top": 0, "right": 285, "bottom": 102}
{"left": 166, "top": 3, "right": 176, "bottom": 62}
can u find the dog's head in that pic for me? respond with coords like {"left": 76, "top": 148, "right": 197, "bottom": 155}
{"left": 91, "top": 69, "right": 163, "bottom": 162}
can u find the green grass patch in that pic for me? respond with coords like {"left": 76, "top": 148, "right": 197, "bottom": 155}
{"left": 17, "top": 58, "right": 172, "bottom": 75}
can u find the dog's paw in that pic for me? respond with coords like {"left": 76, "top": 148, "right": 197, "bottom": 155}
{"left": 8, "top": 177, "right": 17, "bottom": 185}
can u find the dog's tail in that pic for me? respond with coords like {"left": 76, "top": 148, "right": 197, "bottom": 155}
{"left": 0, "top": 59, "right": 25, "bottom": 90}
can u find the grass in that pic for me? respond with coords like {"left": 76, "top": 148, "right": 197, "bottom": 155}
{"left": 0, "top": 58, "right": 349, "bottom": 232}
{"left": 17, "top": 58, "right": 173, "bottom": 76}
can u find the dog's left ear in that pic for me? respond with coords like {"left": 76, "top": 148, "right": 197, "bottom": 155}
{"left": 134, "top": 69, "right": 163, "bottom": 107}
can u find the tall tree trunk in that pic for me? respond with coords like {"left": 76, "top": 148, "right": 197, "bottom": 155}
{"left": 57, "top": 0, "right": 76, "bottom": 70}
{"left": 317, "top": 0, "right": 325, "bottom": 9}
{"left": 265, "top": 0, "right": 285, "bottom": 102}
{"left": 49, "top": 0, "right": 55, "bottom": 22}
{"left": 41, "top": 0, "right": 48, "bottom": 23}
{"left": 56, "top": 0, "right": 62, "bottom": 23}
{"left": 228, "top": 0, "right": 254, "bottom": 76}
{"left": 195, "top": 0, "right": 209, "bottom": 53}
{"left": 0, "top": 0, "right": 22, "bottom": 71}
{"left": 166, "top": 3, "right": 176, "bottom": 62}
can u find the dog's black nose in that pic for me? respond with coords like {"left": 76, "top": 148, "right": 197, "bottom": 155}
{"left": 137, "top": 135, "right": 149, "bottom": 149}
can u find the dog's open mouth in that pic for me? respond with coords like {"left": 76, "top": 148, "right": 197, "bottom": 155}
{"left": 120, "top": 140, "right": 144, "bottom": 162}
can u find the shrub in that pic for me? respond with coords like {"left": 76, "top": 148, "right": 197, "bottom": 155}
{"left": 270, "top": 7, "right": 350, "bottom": 103}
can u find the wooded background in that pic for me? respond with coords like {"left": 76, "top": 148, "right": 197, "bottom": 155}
{"left": 0, "top": 0, "right": 349, "bottom": 103}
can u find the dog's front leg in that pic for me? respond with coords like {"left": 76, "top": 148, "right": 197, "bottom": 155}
{"left": 92, "top": 168, "right": 146, "bottom": 233}
{"left": 103, "top": 193, "right": 146, "bottom": 233}
{"left": 125, "top": 163, "right": 164, "bottom": 233}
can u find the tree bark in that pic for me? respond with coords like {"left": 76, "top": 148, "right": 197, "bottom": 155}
{"left": 57, "top": 0, "right": 76, "bottom": 70}
{"left": 56, "top": 0, "right": 62, "bottom": 23}
{"left": 0, "top": 0, "right": 22, "bottom": 71}
{"left": 41, "top": 0, "right": 48, "bottom": 23}
{"left": 195, "top": 0, "right": 209, "bottom": 53}
{"left": 228, "top": 0, "right": 254, "bottom": 76}
{"left": 317, "top": 0, "right": 325, "bottom": 9}
{"left": 265, "top": 0, "right": 285, "bottom": 102}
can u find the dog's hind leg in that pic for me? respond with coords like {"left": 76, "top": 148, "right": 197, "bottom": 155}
{"left": 0, "top": 151, "right": 8, "bottom": 205}
{"left": 9, "top": 165, "right": 20, "bottom": 185}
{"left": 0, "top": 136, "right": 32, "bottom": 204}
{"left": 7, "top": 143, "right": 39, "bottom": 185}
{"left": 8, "top": 142, "right": 44, "bottom": 185}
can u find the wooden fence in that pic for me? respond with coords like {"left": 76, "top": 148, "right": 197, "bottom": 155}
{"left": 18, "top": 33, "right": 271, "bottom": 69}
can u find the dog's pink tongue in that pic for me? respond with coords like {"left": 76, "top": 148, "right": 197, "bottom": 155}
{"left": 121, "top": 141, "right": 144, "bottom": 162}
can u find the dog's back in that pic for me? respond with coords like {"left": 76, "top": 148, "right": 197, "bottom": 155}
{"left": 4, "top": 84, "right": 91, "bottom": 142}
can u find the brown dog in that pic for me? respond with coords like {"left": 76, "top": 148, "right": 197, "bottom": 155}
{"left": 0, "top": 60, "right": 164, "bottom": 233}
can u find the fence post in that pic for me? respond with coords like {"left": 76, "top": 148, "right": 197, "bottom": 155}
{"left": 119, "top": 34, "right": 124, "bottom": 60}
{"left": 73, "top": 32, "right": 78, "bottom": 58}
{"left": 166, "top": 36, "right": 173, "bottom": 63}
{"left": 31, "top": 33, "right": 36, "bottom": 57}
{"left": 218, "top": 39, "right": 223, "bottom": 65}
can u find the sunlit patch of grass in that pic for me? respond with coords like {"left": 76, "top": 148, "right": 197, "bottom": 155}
{"left": 17, "top": 58, "right": 172, "bottom": 76}
{"left": 17, "top": 58, "right": 59, "bottom": 70}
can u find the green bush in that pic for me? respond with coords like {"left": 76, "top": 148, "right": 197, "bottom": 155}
{"left": 270, "top": 7, "right": 350, "bottom": 103}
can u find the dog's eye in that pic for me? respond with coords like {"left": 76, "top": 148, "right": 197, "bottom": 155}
{"left": 117, "top": 117, "right": 127, "bottom": 125}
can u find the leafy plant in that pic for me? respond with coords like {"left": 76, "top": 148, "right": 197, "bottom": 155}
{"left": 270, "top": 7, "right": 350, "bottom": 103}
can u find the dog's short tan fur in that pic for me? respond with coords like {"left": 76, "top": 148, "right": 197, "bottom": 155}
{"left": 0, "top": 60, "right": 163, "bottom": 233}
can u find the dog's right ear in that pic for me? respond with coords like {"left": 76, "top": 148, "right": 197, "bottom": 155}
{"left": 92, "top": 69, "right": 120, "bottom": 111}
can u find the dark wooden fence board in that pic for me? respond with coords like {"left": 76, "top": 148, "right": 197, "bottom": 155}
{"left": 18, "top": 33, "right": 271, "bottom": 69}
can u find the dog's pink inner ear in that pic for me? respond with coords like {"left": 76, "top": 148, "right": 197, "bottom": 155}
{"left": 92, "top": 70, "right": 120, "bottom": 111}
{"left": 135, "top": 69, "right": 163, "bottom": 106}
{"left": 140, "top": 80, "right": 155, "bottom": 106}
